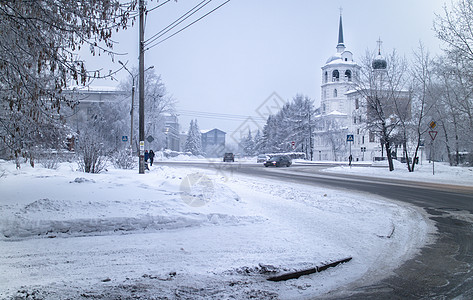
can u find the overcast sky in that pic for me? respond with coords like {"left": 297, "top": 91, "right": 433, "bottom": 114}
{"left": 86, "top": 0, "right": 449, "bottom": 141}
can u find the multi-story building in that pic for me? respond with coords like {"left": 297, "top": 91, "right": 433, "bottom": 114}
{"left": 163, "top": 114, "right": 180, "bottom": 151}
{"left": 201, "top": 128, "right": 226, "bottom": 157}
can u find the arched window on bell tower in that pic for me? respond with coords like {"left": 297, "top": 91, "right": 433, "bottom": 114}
{"left": 333, "top": 89, "right": 338, "bottom": 97}
{"left": 332, "top": 70, "right": 339, "bottom": 82}
{"left": 345, "top": 70, "right": 352, "bottom": 81}
{"left": 324, "top": 71, "right": 328, "bottom": 83}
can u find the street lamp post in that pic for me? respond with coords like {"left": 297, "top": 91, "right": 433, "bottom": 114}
{"left": 119, "top": 60, "right": 154, "bottom": 161}
{"left": 118, "top": 61, "right": 136, "bottom": 154}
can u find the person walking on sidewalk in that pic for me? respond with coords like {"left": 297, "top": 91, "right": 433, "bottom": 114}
{"left": 149, "top": 150, "right": 155, "bottom": 166}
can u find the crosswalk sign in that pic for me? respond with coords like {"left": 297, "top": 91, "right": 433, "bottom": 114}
{"left": 346, "top": 134, "right": 354, "bottom": 142}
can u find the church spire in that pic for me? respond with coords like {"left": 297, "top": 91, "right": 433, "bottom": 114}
{"left": 338, "top": 8, "right": 344, "bottom": 46}
{"left": 336, "top": 8, "right": 346, "bottom": 53}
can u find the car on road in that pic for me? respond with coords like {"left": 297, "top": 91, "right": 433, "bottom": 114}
{"left": 223, "top": 152, "right": 235, "bottom": 162}
{"left": 257, "top": 154, "right": 270, "bottom": 163}
{"left": 264, "top": 155, "right": 292, "bottom": 167}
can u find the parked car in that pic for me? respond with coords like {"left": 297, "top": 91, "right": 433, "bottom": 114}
{"left": 223, "top": 152, "right": 235, "bottom": 162}
{"left": 257, "top": 154, "right": 270, "bottom": 163}
{"left": 264, "top": 155, "right": 292, "bottom": 167}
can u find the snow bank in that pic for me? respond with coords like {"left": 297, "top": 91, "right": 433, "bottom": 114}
{"left": 324, "top": 159, "right": 473, "bottom": 186}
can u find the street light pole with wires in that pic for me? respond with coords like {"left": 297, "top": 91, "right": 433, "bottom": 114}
{"left": 135, "top": 0, "right": 232, "bottom": 173}
{"left": 139, "top": 0, "right": 146, "bottom": 174}
{"left": 118, "top": 61, "right": 153, "bottom": 158}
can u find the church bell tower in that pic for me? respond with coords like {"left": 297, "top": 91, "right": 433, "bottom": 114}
{"left": 320, "top": 12, "right": 360, "bottom": 116}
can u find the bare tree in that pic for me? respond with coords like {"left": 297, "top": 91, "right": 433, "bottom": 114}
{"left": 433, "top": 52, "right": 473, "bottom": 165}
{"left": 434, "top": 0, "right": 473, "bottom": 165}
{"left": 402, "top": 43, "right": 436, "bottom": 172}
{"left": 434, "top": 0, "right": 473, "bottom": 62}
{"left": 118, "top": 67, "right": 176, "bottom": 152}
{"left": 355, "top": 49, "right": 411, "bottom": 171}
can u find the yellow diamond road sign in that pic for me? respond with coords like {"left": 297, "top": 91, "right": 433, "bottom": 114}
{"left": 429, "top": 121, "right": 437, "bottom": 129}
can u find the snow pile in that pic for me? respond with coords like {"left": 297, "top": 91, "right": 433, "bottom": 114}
{"left": 0, "top": 164, "right": 255, "bottom": 241}
{"left": 0, "top": 159, "right": 435, "bottom": 299}
{"left": 325, "top": 159, "right": 473, "bottom": 186}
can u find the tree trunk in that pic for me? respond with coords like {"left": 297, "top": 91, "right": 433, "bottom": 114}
{"left": 404, "top": 141, "right": 412, "bottom": 172}
{"left": 385, "top": 140, "right": 394, "bottom": 171}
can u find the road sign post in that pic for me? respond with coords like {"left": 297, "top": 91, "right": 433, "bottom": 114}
{"left": 347, "top": 135, "right": 354, "bottom": 167}
{"left": 429, "top": 121, "right": 438, "bottom": 175}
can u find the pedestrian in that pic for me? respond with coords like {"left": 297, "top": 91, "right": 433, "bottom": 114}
{"left": 144, "top": 150, "right": 149, "bottom": 162}
{"left": 348, "top": 154, "right": 353, "bottom": 166}
{"left": 149, "top": 150, "right": 155, "bottom": 166}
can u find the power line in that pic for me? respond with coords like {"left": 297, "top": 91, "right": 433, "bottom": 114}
{"left": 145, "top": 0, "right": 212, "bottom": 47}
{"left": 145, "top": 0, "right": 231, "bottom": 51}
{"left": 177, "top": 109, "right": 267, "bottom": 123}
{"left": 146, "top": 0, "right": 173, "bottom": 14}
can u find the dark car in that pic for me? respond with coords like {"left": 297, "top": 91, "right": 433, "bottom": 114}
{"left": 223, "top": 152, "right": 235, "bottom": 162}
{"left": 264, "top": 155, "right": 292, "bottom": 167}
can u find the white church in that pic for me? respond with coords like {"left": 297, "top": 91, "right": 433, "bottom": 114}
{"left": 313, "top": 14, "right": 410, "bottom": 162}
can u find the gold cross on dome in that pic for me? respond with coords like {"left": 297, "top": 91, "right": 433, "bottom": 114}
{"left": 377, "top": 37, "right": 383, "bottom": 54}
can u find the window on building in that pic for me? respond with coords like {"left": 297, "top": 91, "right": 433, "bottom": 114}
{"left": 345, "top": 70, "right": 352, "bottom": 81}
{"left": 362, "top": 135, "right": 365, "bottom": 144}
{"left": 332, "top": 70, "right": 339, "bottom": 82}
{"left": 355, "top": 98, "right": 359, "bottom": 109}
{"left": 324, "top": 71, "right": 328, "bottom": 83}
{"left": 323, "top": 90, "right": 326, "bottom": 99}
{"left": 369, "top": 131, "right": 375, "bottom": 143}
{"left": 333, "top": 89, "right": 338, "bottom": 97}
{"left": 353, "top": 116, "right": 357, "bottom": 124}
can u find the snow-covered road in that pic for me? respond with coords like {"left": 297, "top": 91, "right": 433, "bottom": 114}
{"left": 0, "top": 161, "right": 434, "bottom": 299}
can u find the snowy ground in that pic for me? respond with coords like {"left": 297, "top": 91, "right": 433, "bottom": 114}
{"left": 0, "top": 158, "right": 445, "bottom": 299}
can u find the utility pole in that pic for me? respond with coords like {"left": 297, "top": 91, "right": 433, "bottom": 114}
{"left": 138, "top": 0, "right": 145, "bottom": 174}
{"left": 130, "top": 83, "right": 135, "bottom": 153}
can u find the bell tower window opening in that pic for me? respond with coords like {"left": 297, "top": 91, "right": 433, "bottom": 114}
{"left": 345, "top": 70, "right": 352, "bottom": 81}
{"left": 324, "top": 71, "right": 328, "bottom": 83}
{"left": 333, "top": 89, "right": 338, "bottom": 97}
{"left": 332, "top": 70, "right": 339, "bottom": 82}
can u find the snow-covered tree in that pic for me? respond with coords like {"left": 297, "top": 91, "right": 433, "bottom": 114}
{"left": 253, "top": 129, "right": 264, "bottom": 154}
{"left": 0, "top": 1, "right": 133, "bottom": 161}
{"left": 118, "top": 67, "right": 176, "bottom": 152}
{"left": 184, "top": 120, "right": 203, "bottom": 156}
{"left": 259, "top": 95, "right": 314, "bottom": 156}
{"left": 240, "top": 129, "right": 255, "bottom": 156}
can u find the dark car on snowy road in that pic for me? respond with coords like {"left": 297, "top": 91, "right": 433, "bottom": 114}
{"left": 223, "top": 153, "right": 235, "bottom": 162}
{"left": 263, "top": 155, "right": 292, "bottom": 167}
